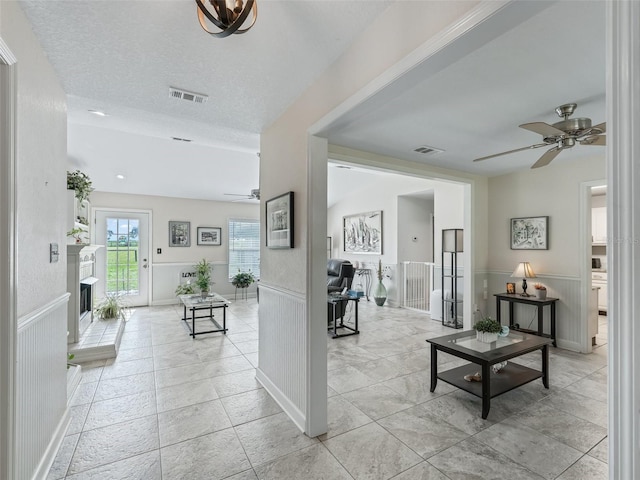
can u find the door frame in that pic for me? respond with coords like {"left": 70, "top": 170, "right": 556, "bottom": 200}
{"left": 92, "top": 207, "right": 153, "bottom": 306}
{"left": 0, "top": 35, "right": 17, "bottom": 480}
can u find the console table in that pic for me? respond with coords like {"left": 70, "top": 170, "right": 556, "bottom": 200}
{"left": 355, "top": 268, "right": 372, "bottom": 300}
{"left": 494, "top": 293, "right": 558, "bottom": 347}
{"left": 179, "top": 293, "right": 229, "bottom": 337}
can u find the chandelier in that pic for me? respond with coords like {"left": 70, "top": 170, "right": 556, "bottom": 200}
{"left": 195, "top": 0, "right": 258, "bottom": 38}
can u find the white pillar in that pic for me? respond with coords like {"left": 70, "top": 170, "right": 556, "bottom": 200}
{"left": 607, "top": 1, "right": 640, "bottom": 477}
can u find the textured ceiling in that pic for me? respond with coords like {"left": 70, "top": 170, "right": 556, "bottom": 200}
{"left": 18, "top": 1, "right": 606, "bottom": 201}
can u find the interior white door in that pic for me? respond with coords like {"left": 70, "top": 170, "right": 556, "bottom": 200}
{"left": 94, "top": 210, "right": 150, "bottom": 306}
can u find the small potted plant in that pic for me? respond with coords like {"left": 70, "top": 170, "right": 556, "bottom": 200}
{"left": 231, "top": 270, "right": 255, "bottom": 289}
{"left": 534, "top": 283, "right": 547, "bottom": 300}
{"left": 67, "top": 170, "right": 94, "bottom": 203}
{"left": 195, "top": 258, "right": 212, "bottom": 298}
{"left": 473, "top": 316, "right": 503, "bottom": 343}
{"left": 94, "top": 294, "right": 127, "bottom": 321}
{"left": 175, "top": 281, "right": 196, "bottom": 296}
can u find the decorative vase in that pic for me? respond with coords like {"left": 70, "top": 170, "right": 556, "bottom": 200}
{"left": 201, "top": 288, "right": 210, "bottom": 299}
{"left": 536, "top": 289, "right": 547, "bottom": 300}
{"left": 373, "top": 281, "right": 387, "bottom": 306}
{"left": 476, "top": 331, "right": 498, "bottom": 343}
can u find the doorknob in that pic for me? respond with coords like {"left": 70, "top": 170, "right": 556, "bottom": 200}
{"left": 143, "top": 258, "right": 148, "bottom": 269}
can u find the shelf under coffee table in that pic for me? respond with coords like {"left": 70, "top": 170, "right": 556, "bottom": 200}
{"left": 427, "top": 330, "right": 552, "bottom": 419}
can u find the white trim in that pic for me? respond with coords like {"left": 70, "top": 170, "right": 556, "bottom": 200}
{"left": 255, "top": 368, "right": 305, "bottom": 432}
{"left": 31, "top": 411, "right": 70, "bottom": 480}
{"left": 257, "top": 281, "right": 306, "bottom": 302}
{"left": 607, "top": 1, "right": 639, "bottom": 477}
{"left": 484, "top": 270, "right": 581, "bottom": 282}
{"left": 17, "top": 294, "right": 70, "bottom": 333}
{"left": 0, "top": 42, "right": 17, "bottom": 480}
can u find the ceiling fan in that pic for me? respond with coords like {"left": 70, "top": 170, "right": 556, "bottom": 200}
{"left": 224, "top": 188, "right": 260, "bottom": 201}
{"left": 474, "top": 103, "right": 606, "bottom": 169}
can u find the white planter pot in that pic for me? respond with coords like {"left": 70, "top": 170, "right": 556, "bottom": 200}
{"left": 535, "top": 289, "right": 547, "bottom": 300}
{"left": 476, "top": 331, "right": 498, "bottom": 343}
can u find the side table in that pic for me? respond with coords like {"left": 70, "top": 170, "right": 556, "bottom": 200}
{"left": 494, "top": 293, "right": 558, "bottom": 347}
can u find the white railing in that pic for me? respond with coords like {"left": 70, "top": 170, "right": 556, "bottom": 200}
{"left": 402, "top": 261, "right": 435, "bottom": 313}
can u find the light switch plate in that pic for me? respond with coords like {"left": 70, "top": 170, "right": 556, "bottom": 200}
{"left": 50, "top": 243, "right": 59, "bottom": 263}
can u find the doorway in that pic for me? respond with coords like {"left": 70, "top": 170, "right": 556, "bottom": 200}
{"left": 94, "top": 209, "right": 151, "bottom": 306}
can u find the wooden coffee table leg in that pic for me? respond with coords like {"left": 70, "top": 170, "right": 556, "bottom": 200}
{"left": 430, "top": 345, "right": 438, "bottom": 392}
{"left": 481, "top": 363, "right": 491, "bottom": 419}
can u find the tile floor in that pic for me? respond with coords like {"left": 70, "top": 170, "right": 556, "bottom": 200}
{"left": 49, "top": 299, "right": 609, "bottom": 479}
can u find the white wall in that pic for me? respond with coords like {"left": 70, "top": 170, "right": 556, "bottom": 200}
{"left": 260, "top": 1, "right": 481, "bottom": 436}
{"left": 90, "top": 191, "right": 260, "bottom": 303}
{"left": 1, "top": 2, "right": 69, "bottom": 478}
{"left": 398, "top": 195, "right": 433, "bottom": 263}
{"left": 485, "top": 154, "right": 606, "bottom": 351}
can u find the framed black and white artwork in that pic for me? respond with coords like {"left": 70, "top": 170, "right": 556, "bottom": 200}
{"left": 510, "top": 216, "right": 548, "bottom": 250}
{"left": 169, "top": 221, "right": 190, "bottom": 247}
{"left": 343, "top": 210, "right": 382, "bottom": 254}
{"left": 197, "top": 227, "right": 222, "bottom": 246}
{"left": 266, "top": 191, "right": 294, "bottom": 249}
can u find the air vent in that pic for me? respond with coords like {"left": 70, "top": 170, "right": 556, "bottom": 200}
{"left": 171, "top": 137, "right": 192, "bottom": 142}
{"left": 413, "top": 145, "right": 444, "bottom": 155}
{"left": 169, "top": 87, "right": 208, "bottom": 104}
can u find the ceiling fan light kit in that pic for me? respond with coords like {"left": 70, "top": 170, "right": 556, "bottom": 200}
{"left": 474, "top": 103, "right": 606, "bottom": 169}
{"left": 195, "top": 0, "right": 257, "bottom": 38}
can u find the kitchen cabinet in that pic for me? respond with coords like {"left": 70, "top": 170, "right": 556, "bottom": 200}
{"left": 592, "top": 271, "right": 607, "bottom": 312}
{"left": 592, "top": 207, "right": 607, "bottom": 244}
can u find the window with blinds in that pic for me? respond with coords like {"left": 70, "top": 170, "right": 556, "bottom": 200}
{"left": 228, "top": 218, "right": 260, "bottom": 279}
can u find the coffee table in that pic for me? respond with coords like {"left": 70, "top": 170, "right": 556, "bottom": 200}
{"left": 427, "top": 330, "right": 551, "bottom": 419}
{"left": 179, "top": 293, "right": 229, "bottom": 338}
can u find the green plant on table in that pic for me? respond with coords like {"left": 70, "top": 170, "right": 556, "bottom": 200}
{"left": 194, "top": 258, "right": 212, "bottom": 292}
{"left": 94, "top": 294, "right": 127, "bottom": 320}
{"left": 175, "top": 282, "right": 196, "bottom": 296}
{"left": 231, "top": 270, "right": 255, "bottom": 288}
{"left": 473, "top": 317, "right": 502, "bottom": 333}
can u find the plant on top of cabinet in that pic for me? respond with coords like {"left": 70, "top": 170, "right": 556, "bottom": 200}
{"left": 67, "top": 170, "right": 93, "bottom": 202}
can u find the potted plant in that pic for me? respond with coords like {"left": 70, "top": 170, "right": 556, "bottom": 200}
{"left": 195, "top": 258, "right": 212, "bottom": 297}
{"left": 66, "top": 227, "right": 87, "bottom": 244}
{"left": 67, "top": 170, "right": 94, "bottom": 202}
{"left": 175, "top": 282, "right": 196, "bottom": 296}
{"left": 473, "top": 316, "right": 503, "bottom": 343}
{"left": 94, "top": 294, "right": 127, "bottom": 321}
{"left": 534, "top": 283, "right": 547, "bottom": 300}
{"left": 231, "top": 270, "right": 255, "bottom": 289}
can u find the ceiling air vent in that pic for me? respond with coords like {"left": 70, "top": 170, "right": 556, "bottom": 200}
{"left": 169, "top": 87, "right": 208, "bottom": 104}
{"left": 413, "top": 145, "right": 444, "bottom": 155}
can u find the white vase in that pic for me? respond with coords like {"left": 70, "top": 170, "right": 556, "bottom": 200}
{"left": 476, "top": 331, "right": 498, "bottom": 343}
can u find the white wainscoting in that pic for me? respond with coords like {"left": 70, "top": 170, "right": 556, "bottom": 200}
{"left": 255, "top": 284, "right": 307, "bottom": 431}
{"left": 16, "top": 294, "right": 70, "bottom": 480}
{"left": 152, "top": 262, "right": 257, "bottom": 305}
{"left": 485, "top": 272, "right": 583, "bottom": 352}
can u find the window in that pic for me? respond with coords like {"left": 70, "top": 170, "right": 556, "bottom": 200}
{"left": 228, "top": 218, "right": 260, "bottom": 279}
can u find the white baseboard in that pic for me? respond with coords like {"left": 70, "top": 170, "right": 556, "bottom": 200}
{"left": 556, "top": 339, "right": 582, "bottom": 353}
{"left": 31, "top": 409, "right": 70, "bottom": 480}
{"left": 256, "top": 368, "right": 306, "bottom": 434}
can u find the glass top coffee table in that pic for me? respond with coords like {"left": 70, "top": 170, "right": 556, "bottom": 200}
{"left": 427, "top": 330, "right": 552, "bottom": 419}
{"left": 179, "top": 293, "right": 229, "bottom": 338}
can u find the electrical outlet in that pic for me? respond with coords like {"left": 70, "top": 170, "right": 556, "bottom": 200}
{"left": 157, "top": 248, "right": 162, "bottom": 254}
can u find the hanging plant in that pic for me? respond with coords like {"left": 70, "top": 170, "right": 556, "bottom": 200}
{"left": 67, "top": 169, "right": 94, "bottom": 202}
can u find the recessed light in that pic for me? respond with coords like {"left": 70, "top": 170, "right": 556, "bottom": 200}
{"left": 116, "top": 174, "right": 125, "bottom": 180}
{"left": 88, "top": 109, "right": 108, "bottom": 117}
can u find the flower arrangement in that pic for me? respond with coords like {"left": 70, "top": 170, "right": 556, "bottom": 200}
{"left": 473, "top": 317, "right": 503, "bottom": 333}
{"left": 534, "top": 283, "right": 546, "bottom": 290}
{"left": 67, "top": 170, "right": 94, "bottom": 202}
{"left": 376, "top": 259, "right": 391, "bottom": 282}
{"left": 231, "top": 270, "right": 255, "bottom": 288}
{"left": 175, "top": 282, "right": 196, "bottom": 296}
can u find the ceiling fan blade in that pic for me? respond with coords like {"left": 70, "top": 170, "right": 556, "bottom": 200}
{"left": 519, "top": 122, "right": 567, "bottom": 137}
{"left": 591, "top": 122, "right": 606, "bottom": 134}
{"left": 531, "top": 146, "right": 562, "bottom": 169}
{"left": 580, "top": 135, "right": 606, "bottom": 146}
{"left": 224, "top": 193, "right": 250, "bottom": 197}
{"left": 473, "top": 143, "right": 549, "bottom": 162}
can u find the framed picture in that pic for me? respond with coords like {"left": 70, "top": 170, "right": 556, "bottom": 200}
{"left": 169, "top": 221, "right": 190, "bottom": 247}
{"left": 506, "top": 282, "right": 516, "bottom": 294}
{"left": 343, "top": 210, "right": 382, "bottom": 254}
{"left": 266, "top": 191, "right": 294, "bottom": 248}
{"left": 197, "top": 227, "right": 222, "bottom": 246}
{"left": 510, "top": 216, "right": 549, "bottom": 250}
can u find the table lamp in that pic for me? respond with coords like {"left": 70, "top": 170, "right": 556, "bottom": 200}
{"left": 511, "top": 262, "right": 536, "bottom": 297}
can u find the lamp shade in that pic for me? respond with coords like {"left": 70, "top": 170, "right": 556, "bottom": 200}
{"left": 442, "top": 229, "right": 463, "bottom": 252}
{"left": 511, "top": 262, "right": 536, "bottom": 278}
